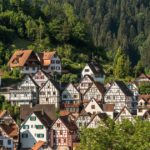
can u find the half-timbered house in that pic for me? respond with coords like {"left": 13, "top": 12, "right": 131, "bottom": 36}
{"left": 39, "top": 79, "right": 60, "bottom": 109}
{"left": 0, "top": 110, "right": 19, "bottom": 150}
{"left": 75, "top": 110, "right": 92, "bottom": 129}
{"left": 61, "top": 83, "right": 81, "bottom": 113}
{"left": 32, "top": 69, "right": 50, "bottom": 87}
{"left": 84, "top": 98, "right": 103, "bottom": 115}
{"left": 137, "top": 95, "right": 150, "bottom": 117}
{"left": 77, "top": 75, "right": 94, "bottom": 94}
{"left": 135, "top": 73, "right": 150, "bottom": 85}
{"left": 104, "top": 81, "right": 133, "bottom": 113}
{"left": 87, "top": 113, "right": 108, "bottom": 128}
{"left": 114, "top": 106, "right": 135, "bottom": 122}
{"left": 9, "top": 75, "right": 39, "bottom": 106}
{"left": 50, "top": 116, "right": 78, "bottom": 150}
{"left": 83, "top": 81, "right": 105, "bottom": 103}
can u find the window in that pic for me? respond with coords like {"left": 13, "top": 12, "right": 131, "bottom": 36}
{"left": 36, "top": 125, "right": 44, "bottom": 129}
{"left": 22, "top": 133, "right": 28, "bottom": 138}
{"left": 64, "top": 138, "right": 66, "bottom": 143}
{"left": 60, "top": 130, "right": 62, "bottom": 135}
{"left": 139, "top": 109, "right": 142, "bottom": 112}
{"left": 53, "top": 91, "right": 56, "bottom": 95}
{"left": 91, "top": 105, "right": 95, "bottom": 109}
{"left": 56, "top": 60, "right": 60, "bottom": 64}
{"left": 32, "top": 67, "right": 35, "bottom": 70}
{"left": 51, "top": 60, "right": 55, "bottom": 64}
{"left": 73, "top": 95, "right": 78, "bottom": 98}
{"left": 36, "top": 134, "right": 44, "bottom": 138}
{"left": 7, "top": 140, "right": 11, "bottom": 145}
{"left": 63, "top": 95, "right": 67, "bottom": 98}
{"left": 30, "top": 116, "right": 36, "bottom": 121}
{"left": 47, "top": 91, "right": 51, "bottom": 95}
{"left": 26, "top": 66, "right": 29, "bottom": 70}
{"left": 85, "top": 69, "right": 89, "bottom": 72}
{"left": 51, "top": 66, "right": 55, "bottom": 70}
{"left": 58, "top": 139, "right": 61, "bottom": 143}
{"left": 40, "top": 92, "right": 45, "bottom": 95}
{"left": 57, "top": 123, "right": 60, "bottom": 127}
{"left": 46, "top": 98, "right": 48, "bottom": 101}
{"left": 0, "top": 140, "right": 3, "bottom": 146}
{"left": 23, "top": 125, "right": 29, "bottom": 129}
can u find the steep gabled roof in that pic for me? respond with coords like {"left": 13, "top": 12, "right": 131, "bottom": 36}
{"left": 138, "top": 95, "right": 150, "bottom": 102}
{"left": 32, "top": 140, "right": 45, "bottom": 150}
{"left": 40, "top": 79, "right": 60, "bottom": 91}
{"left": 38, "top": 51, "right": 56, "bottom": 66}
{"left": 87, "top": 113, "right": 108, "bottom": 127}
{"left": 137, "top": 73, "right": 150, "bottom": 80}
{"left": 115, "top": 81, "right": 133, "bottom": 96}
{"left": 8, "top": 50, "right": 38, "bottom": 68}
{"left": 34, "top": 111, "right": 53, "bottom": 127}
{"left": 114, "top": 106, "right": 134, "bottom": 121}
{"left": 20, "top": 104, "right": 56, "bottom": 121}
{"left": 0, "top": 123, "right": 19, "bottom": 138}
{"left": 87, "top": 63, "right": 105, "bottom": 75}
{"left": 83, "top": 81, "right": 106, "bottom": 96}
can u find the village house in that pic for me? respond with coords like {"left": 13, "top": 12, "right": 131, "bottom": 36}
{"left": 8, "top": 50, "right": 62, "bottom": 75}
{"left": 83, "top": 81, "right": 105, "bottom": 104}
{"left": 137, "top": 95, "right": 150, "bottom": 117}
{"left": 38, "top": 51, "right": 61, "bottom": 75}
{"left": 114, "top": 106, "right": 135, "bottom": 122}
{"left": 20, "top": 111, "right": 52, "bottom": 149}
{"left": 50, "top": 116, "right": 78, "bottom": 150}
{"left": 39, "top": 79, "right": 60, "bottom": 109}
{"left": 81, "top": 63, "right": 105, "bottom": 83}
{"left": 8, "top": 50, "right": 40, "bottom": 74}
{"left": 87, "top": 113, "right": 108, "bottom": 128}
{"left": 75, "top": 109, "right": 92, "bottom": 129}
{"left": 32, "top": 69, "right": 50, "bottom": 87}
{"left": 61, "top": 83, "right": 81, "bottom": 113}
{"left": 77, "top": 75, "right": 94, "bottom": 94}
{"left": 0, "top": 110, "right": 19, "bottom": 150}
{"left": 104, "top": 81, "right": 133, "bottom": 113}
{"left": 84, "top": 98, "right": 103, "bottom": 115}
{"left": 135, "top": 73, "right": 150, "bottom": 86}
{"left": 142, "top": 110, "right": 150, "bottom": 121}
{"left": 127, "top": 82, "right": 139, "bottom": 97}
{"left": 9, "top": 75, "right": 39, "bottom": 106}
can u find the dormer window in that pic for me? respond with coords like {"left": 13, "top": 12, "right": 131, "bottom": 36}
{"left": 85, "top": 69, "right": 89, "bottom": 72}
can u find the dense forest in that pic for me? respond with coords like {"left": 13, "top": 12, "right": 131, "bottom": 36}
{"left": 0, "top": 0, "right": 150, "bottom": 82}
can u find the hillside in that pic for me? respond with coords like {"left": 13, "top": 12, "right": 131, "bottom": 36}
{"left": 0, "top": 0, "right": 150, "bottom": 80}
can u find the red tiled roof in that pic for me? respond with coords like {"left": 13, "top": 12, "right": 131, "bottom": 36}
{"left": 8, "top": 50, "right": 33, "bottom": 67}
{"left": 38, "top": 51, "right": 56, "bottom": 66}
{"left": 32, "top": 140, "right": 45, "bottom": 150}
{"left": 0, "top": 123, "right": 19, "bottom": 138}
{"left": 138, "top": 95, "right": 150, "bottom": 102}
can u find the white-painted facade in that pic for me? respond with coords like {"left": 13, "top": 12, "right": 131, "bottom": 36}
{"left": 62, "top": 83, "right": 81, "bottom": 104}
{"left": 76, "top": 113, "right": 91, "bottom": 129}
{"left": 81, "top": 64, "right": 105, "bottom": 83}
{"left": 42, "top": 55, "right": 61, "bottom": 75}
{"left": 32, "top": 70, "right": 49, "bottom": 87}
{"left": 20, "top": 113, "right": 48, "bottom": 149}
{"left": 83, "top": 83, "right": 103, "bottom": 102}
{"left": 87, "top": 115, "right": 105, "bottom": 128}
{"left": 9, "top": 75, "right": 39, "bottom": 106}
{"left": 84, "top": 98, "right": 103, "bottom": 115}
{"left": 115, "top": 106, "right": 135, "bottom": 122}
{"left": 77, "top": 75, "right": 93, "bottom": 94}
{"left": 137, "top": 99, "right": 148, "bottom": 116}
{"left": 21, "top": 66, "right": 39, "bottom": 74}
{"left": 104, "top": 82, "right": 132, "bottom": 113}
{"left": 39, "top": 80, "right": 60, "bottom": 109}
